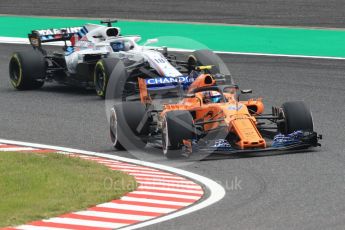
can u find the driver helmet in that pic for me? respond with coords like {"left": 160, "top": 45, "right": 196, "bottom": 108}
{"left": 111, "top": 41, "right": 125, "bottom": 52}
{"left": 203, "top": 90, "right": 222, "bottom": 103}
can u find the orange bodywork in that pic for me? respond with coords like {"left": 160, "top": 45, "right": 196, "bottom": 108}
{"left": 139, "top": 78, "right": 151, "bottom": 104}
{"left": 140, "top": 74, "right": 266, "bottom": 149}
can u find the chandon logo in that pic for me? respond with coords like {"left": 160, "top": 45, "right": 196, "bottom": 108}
{"left": 146, "top": 76, "right": 194, "bottom": 85}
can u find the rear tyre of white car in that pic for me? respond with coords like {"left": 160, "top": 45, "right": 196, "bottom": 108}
{"left": 9, "top": 51, "right": 46, "bottom": 90}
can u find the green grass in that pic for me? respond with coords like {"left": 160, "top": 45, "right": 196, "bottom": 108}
{"left": 0, "top": 152, "right": 137, "bottom": 227}
{"left": 3, "top": 15, "right": 345, "bottom": 57}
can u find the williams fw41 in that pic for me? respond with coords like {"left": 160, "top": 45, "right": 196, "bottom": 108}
{"left": 8, "top": 19, "right": 197, "bottom": 98}
{"left": 109, "top": 66, "right": 321, "bottom": 159}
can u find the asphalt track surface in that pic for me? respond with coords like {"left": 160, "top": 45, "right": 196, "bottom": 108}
{"left": 1, "top": 43, "right": 345, "bottom": 230}
{"left": 1, "top": 0, "right": 345, "bottom": 28}
{"left": 2, "top": 3, "right": 345, "bottom": 230}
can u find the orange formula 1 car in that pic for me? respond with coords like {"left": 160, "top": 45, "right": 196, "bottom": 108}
{"left": 110, "top": 68, "right": 321, "bottom": 159}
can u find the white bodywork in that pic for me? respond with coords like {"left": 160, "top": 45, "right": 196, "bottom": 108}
{"left": 64, "top": 24, "right": 182, "bottom": 77}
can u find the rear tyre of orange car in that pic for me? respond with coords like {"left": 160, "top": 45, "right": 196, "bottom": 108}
{"left": 94, "top": 58, "right": 120, "bottom": 98}
{"left": 110, "top": 102, "right": 149, "bottom": 150}
{"left": 9, "top": 51, "right": 46, "bottom": 90}
{"left": 280, "top": 101, "right": 314, "bottom": 134}
{"left": 162, "top": 110, "right": 195, "bottom": 159}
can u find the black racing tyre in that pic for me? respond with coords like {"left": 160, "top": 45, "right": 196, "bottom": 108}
{"left": 9, "top": 50, "right": 46, "bottom": 90}
{"left": 110, "top": 107, "right": 124, "bottom": 150}
{"left": 162, "top": 110, "right": 195, "bottom": 159}
{"left": 110, "top": 102, "right": 149, "bottom": 150}
{"left": 188, "top": 49, "right": 220, "bottom": 74}
{"left": 280, "top": 101, "right": 314, "bottom": 134}
{"left": 94, "top": 58, "right": 120, "bottom": 98}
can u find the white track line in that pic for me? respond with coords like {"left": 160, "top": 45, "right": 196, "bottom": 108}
{"left": 134, "top": 181, "right": 201, "bottom": 189}
{"left": 43, "top": 217, "right": 126, "bottom": 228}
{"left": 138, "top": 185, "right": 204, "bottom": 194}
{"left": 16, "top": 225, "right": 70, "bottom": 230}
{"left": 1, "top": 36, "right": 345, "bottom": 60}
{"left": 74, "top": 210, "right": 153, "bottom": 221}
{"left": 134, "top": 175, "right": 189, "bottom": 182}
{"left": 113, "top": 168, "right": 174, "bottom": 176}
{"left": 97, "top": 202, "right": 175, "bottom": 213}
{"left": 129, "top": 190, "right": 201, "bottom": 200}
{"left": 135, "top": 178, "right": 196, "bottom": 185}
{"left": 120, "top": 196, "right": 192, "bottom": 206}
{"left": 0, "top": 147, "right": 36, "bottom": 151}
{"left": 0, "top": 138, "right": 225, "bottom": 230}
{"left": 127, "top": 172, "right": 187, "bottom": 179}
{"left": 105, "top": 164, "right": 162, "bottom": 172}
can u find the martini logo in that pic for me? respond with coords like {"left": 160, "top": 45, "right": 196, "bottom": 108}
{"left": 146, "top": 76, "right": 193, "bottom": 85}
{"left": 36, "top": 27, "right": 82, "bottom": 36}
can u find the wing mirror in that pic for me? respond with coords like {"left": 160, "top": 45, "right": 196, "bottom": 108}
{"left": 143, "top": 38, "right": 159, "bottom": 46}
{"left": 238, "top": 89, "right": 253, "bottom": 101}
{"left": 241, "top": 89, "right": 252, "bottom": 94}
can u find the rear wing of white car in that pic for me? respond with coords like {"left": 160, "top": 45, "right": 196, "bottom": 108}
{"left": 28, "top": 19, "right": 119, "bottom": 48}
{"left": 28, "top": 26, "right": 85, "bottom": 48}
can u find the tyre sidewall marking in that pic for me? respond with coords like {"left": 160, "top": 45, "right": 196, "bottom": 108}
{"left": 94, "top": 60, "right": 106, "bottom": 96}
{"left": 10, "top": 54, "right": 22, "bottom": 87}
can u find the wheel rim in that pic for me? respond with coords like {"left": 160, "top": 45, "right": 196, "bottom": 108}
{"left": 162, "top": 118, "right": 169, "bottom": 155}
{"left": 110, "top": 108, "right": 119, "bottom": 147}
{"left": 9, "top": 58, "right": 21, "bottom": 85}
{"left": 95, "top": 65, "right": 105, "bottom": 94}
{"left": 278, "top": 109, "right": 287, "bottom": 134}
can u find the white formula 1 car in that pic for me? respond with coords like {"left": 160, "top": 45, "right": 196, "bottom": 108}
{"left": 9, "top": 20, "right": 221, "bottom": 98}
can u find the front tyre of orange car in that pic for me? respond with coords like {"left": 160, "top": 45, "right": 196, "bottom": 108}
{"left": 162, "top": 110, "right": 195, "bottom": 159}
{"left": 110, "top": 102, "right": 149, "bottom": 151}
